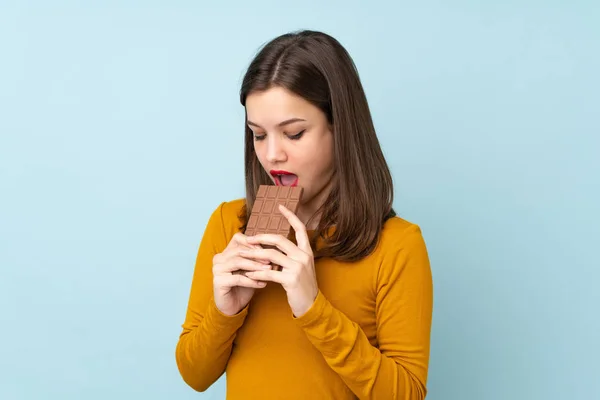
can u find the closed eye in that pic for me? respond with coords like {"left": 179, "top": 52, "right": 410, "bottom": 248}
{"left": 287, "top": 129, "right": 306, "bottom": 140}
{"left": 252, "top": 129, "right": 305, "bottom": 141}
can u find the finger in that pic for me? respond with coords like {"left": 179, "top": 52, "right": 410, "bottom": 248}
{"left": 278, "top": 204, "right": 312, "bottom": 254}
{"left": 239, "top": 248, "right": 294, "bottom": 270}
{"left": 219, "top": 243, "right": 270, "bottom": 265}
{"left": 246, "top": 233, "right": 299, "bottom": 256}
{"left": 230, "top": 232, "right": 258, "bottom": 249}
{"left": 214, "top": 256, "right": 272, "bottom": 274}
{"left": 230, "top": 232, "right": 247, "bottom": 247}
{"left": 215, "top": 273, "right": 267, "bottom": 289}
{"left": 244, "top": 269, "right": 287, "bottom": 286}
{"left": 237, "top": 246, "right": 270, "bottom": 264}
{"left": 238, "top": 234, "right": 270, "bottom": 258}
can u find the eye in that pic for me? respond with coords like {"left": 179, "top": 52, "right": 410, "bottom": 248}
{"left": 253, "top": 133, "right": 266, "bottom": 141}
{"left": 287, "top": 129, "right": 306, "bottom": 140}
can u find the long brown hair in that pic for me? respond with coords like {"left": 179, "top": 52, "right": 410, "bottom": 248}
{"left": 239, "top": 30, "right": 396, "bottom": 262}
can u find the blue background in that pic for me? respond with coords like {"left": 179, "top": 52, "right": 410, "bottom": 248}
{"left": 1, "top": 1, "right": 598, "bottom": 399}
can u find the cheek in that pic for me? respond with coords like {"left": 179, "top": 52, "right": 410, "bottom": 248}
{"left": 304, "top": 140, "right": 334, "bottom": 176}
{"left": 253, "top": 143, "right": 266, "bottom": 165}
{"left": 315, "top": 136, "right": 334, "bottom": 167}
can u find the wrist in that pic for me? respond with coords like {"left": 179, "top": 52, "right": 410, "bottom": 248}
{"left": 212, "top": 298, "right": 249, "bottom": 319}
{"left": 293, "top": 288, "right": 319, "bottom": 318}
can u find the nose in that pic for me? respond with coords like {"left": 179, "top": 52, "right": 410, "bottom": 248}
{"left": 265, "top": 135, "right": 287, "bottom": 164}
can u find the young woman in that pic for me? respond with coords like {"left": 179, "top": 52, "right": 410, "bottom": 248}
{"left": 175, "top": 30, "right": 434, "bottom": 400}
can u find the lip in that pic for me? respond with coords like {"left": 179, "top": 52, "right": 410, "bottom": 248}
{"left": 270, "top": 170, "right": 295, "bottom": 176}
{"left": 270, "top": 170, "right": 299, "bottom": 187}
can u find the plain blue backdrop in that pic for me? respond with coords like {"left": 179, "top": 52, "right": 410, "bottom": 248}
{"left": 1, "top": 1, "right": 598, "bottom": 399}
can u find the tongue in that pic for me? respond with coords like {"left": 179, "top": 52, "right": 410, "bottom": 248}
{"left": 280, "top": 174, "right": 297, "bottom": 186}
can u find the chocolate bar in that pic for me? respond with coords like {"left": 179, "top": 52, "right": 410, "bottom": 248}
{"left": 244, "top": 185, "right": 303, "bottom": 271}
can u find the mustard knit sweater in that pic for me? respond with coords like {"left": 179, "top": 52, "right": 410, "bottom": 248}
{"left": 176, "top": 199, "right": 433, "bottom": 399}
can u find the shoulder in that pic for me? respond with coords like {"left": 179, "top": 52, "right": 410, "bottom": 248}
{"left": 218, "top": 197, "right": 246, "bottom": 225}
{"left": 379, "top": 216, "right": 426, "bottom": 247}
{"left": 205, "top": 197, "right": 246, "bottom": 239}
{"left": 374, "top": 216, "right": 431, "bottom": 277}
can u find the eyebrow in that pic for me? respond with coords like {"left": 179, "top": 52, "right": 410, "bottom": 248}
{"left": 246, "top": 118, "right": 306, "bottom": 129}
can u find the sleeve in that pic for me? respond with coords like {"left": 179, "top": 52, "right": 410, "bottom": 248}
{"left": 175, "top": 202, "right": 249, "bottom": 392}
{"left": 294, "top": 225, "right": 433, "bottom": 400}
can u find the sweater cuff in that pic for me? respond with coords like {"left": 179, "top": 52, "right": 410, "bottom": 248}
{"left": 293, "top": 290, "right": 329, "bottom": 328}
{"left": 205, "top": 297, "right": 249, "bottom": 332}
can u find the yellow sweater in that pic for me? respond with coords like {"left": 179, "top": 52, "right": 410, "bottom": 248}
{"left": 176, "top": 199, "right": 433, "bottom": 399}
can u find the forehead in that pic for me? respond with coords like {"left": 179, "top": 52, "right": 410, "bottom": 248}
{"left": 245, "top": 86, "right": 319, "bottom": 124}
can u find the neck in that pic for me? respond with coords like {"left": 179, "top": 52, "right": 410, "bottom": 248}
{"left": 296, "top": 177, "right": 334, "bottom": 231}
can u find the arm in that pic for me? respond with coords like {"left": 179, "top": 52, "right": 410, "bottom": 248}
{"left": 175, "top": 202, "right": 248, "bottom": 392}
{"left": 294, "top": 225, "right": 433, "bottom": 399}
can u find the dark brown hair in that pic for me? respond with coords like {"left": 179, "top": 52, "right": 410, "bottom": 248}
{"left": 239, "top": 30, "right": 396, "bottom": 262}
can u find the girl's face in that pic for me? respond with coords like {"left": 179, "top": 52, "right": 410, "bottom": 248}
{"left": 246, "top": 86, "right": 335, "bottom": 223}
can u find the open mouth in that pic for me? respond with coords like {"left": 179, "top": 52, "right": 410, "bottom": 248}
{"left": 270, "top": 170, "right": 299, "bottom": 187}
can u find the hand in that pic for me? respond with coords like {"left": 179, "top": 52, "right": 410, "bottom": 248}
{"left": 212, "top": 232, "right": 272, "bottom": 316}
{"left": 241, "top": 204, "right": 319, "bottom": 318}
